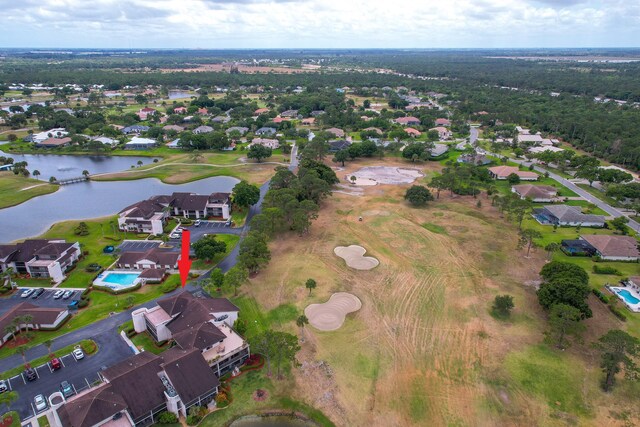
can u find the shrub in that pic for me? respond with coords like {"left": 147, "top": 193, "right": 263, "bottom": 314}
{"left": 156, "top": 412, "right": 178, "bottom": 424}
{"left": 592, "top": 289, "right": 610, "bottom": 304}
{"left": 80, "top": 339, "right": 97, "bottom": 354}
{"left": 491, "top": 294, "right": 514, "bottom": 318}
{"left": 160, "top": 281, "right": 179, "bottom": 293}
{"left": 592, "top": 265, "right": 622, "bottom": 275}
{"left": 404, "top": 185, "right": 434, "bottom": 207}
{"left": 77, "top": 298, "right": 89, "bottom": 308}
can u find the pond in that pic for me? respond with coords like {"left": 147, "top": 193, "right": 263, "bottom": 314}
{"left": 168, "top": 91, "right": 194, "bottom": 99}
{"left": 0, "top": 149, "right": 158, "bottom": 180}
{"left": 0, "top": 176, "right": 239, "bottom": 242}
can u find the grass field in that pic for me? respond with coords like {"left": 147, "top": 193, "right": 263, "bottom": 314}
{"left": 233, "top": 158, "right": 640, "bottom": 426}
{"left": 191, "top": 234, "right": 240, "bottom": 271}
{"left": 0, "top": 172, "right": 58, "bottom": 209}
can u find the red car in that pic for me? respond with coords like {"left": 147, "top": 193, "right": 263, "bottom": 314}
{"left": 50, "top": 358, "right": 62, "bottom": 370}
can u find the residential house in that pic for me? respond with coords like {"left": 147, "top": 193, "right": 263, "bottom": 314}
{"left": 91, "top": 136, "right": 118, "bottom": 146}
{"left": 163, "top": 125, "right": 184, "bottom": 133}
{"left": 132, "top": 291, "right": 250, "bottom": 377}
{"left": 328, "top": 140, "right": 351, "bottom": 152}
{"left": 529, "top": 146, "right": 564, "bottom": 154}
{"left": 254, "top": 108, "right": 270, "bottom": 115}
{"left": 395, "top": 116, "right": 421, "bottom": 126}
{"left": 533, "top": 205, "right": 606, "bottom": 227}
{"left": 255, "top": 127, "right": 277, "bottom": 136}
{"left": 225, "top": 127, "right": 249, "bottom": 136}
{"left": 168, "top": 192, "right": 231, "bottom": 219}
{"left": 488, "top": 166, "right": 538, "bottom": 181}
{"left": 435, "top": 118, "right": 451, "bottom": 126}
{"left": 0, "top": 303, "right": 70, "bottom": 346}
{"left": 118, "top": 199, "right": 168, "bottom": 235}
{"left": 430, "top": 144, "right": 449, "bottom": 158}
{"left": 173, "top": 107, "right": 187, "bottom": 114}
{"left": 193, "top": 125, "right": 213, "bottom": 135}
{"left": 404, "top": 127, "right": 421, "bottom": 137}
{"left": 197, "top": 108, "right": 209, "bottom": 115}
{"left": 429, "top": 126, "right": 452, "bottom": 140}
{"left": 32, "top": 128, "right": 68, "bottom": 143}
{"left": 512, "top": 184, "right": 558, "bottom": 202}
{"left": 212, "top": 116, "right": 230, "bottom": 124}
{"left": 125, "top": 137, "right": 157, "bottom": 150}
{"left": 36, "top": 137, "right": 72, "bottom": 148}
{"left": 310, "top": 110, "right": 325, "bottom": 117}
{"left": 52, "top": 350, "right": 219, "bottom": 427}
{"left": 250, "top": 138, "right": 280, "bottom": 149}
{"left": 561, "top": 239, "right": 597, "bottom": 256}
{"left": 0, "top": 240, "right": 81, "bottom": 284}
{"left": 457, "top": 153, "right": 491, "bottom": 166}
{"left": 122, "top": 125, "right": 149, "bottom": 135}
{"left": 363, "top": 127, "right": 383, "bottom": 135}
{"left": 272, "top": 117, "right": 286, "bottom": 124}
{"left": 137, "top": 108, "right": 157, "bottom": 121}
{"left": 280, "top": 109, "right": 299, "bottom": 118}
{"left": 325, "top": 128, "right": 345, "bottom": 138}
{"left": 301, "top": 118, "right": 315, "bottom": 125}
{"left": 116, "top": 248, "right": 180, "bottom": 270}
{"left": 578, "top": 235, "right": 640, "bottom": 261}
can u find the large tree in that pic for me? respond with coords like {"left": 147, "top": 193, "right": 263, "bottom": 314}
{"left": 247, "top": 145, "right": 272, "bottom": 163}
{"left": 271, "top": 331, "right": 301, "bottom": 379}
{"left": 517, "top": 228, "right": 542, "bottom": 257}
{"left": 224, "top": 265, "right": 248, "bottom": 296}
{"left": 540, "top": 261, "right": 589, "bottom": 286}
{"left": 404, "top": 185, "right": 434, "bottom": 207}
{"left": 192, "top": 235, "right": 227, "bottom": 262}
{"left": 595, "top": 329, "right": 640, "bottom": 392}
{"left": 537, "top": 278, "right": 592, "bottom": 319}
{"left": 232, "top": 181, "right": 261, "bottom": 209}
{"left": 238, "top": 232, "right": 271, "bottom": 274}
{"left": 545, "top": 303, "right": 585, "bottom": 349}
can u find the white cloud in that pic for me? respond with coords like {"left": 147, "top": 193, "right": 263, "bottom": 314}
{"left": 0, "top": 0, "right": 637, "bottom": 48}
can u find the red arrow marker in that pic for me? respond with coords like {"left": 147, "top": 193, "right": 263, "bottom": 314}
{"left": 177, "top": 229, "right": 192, "bottom": 288}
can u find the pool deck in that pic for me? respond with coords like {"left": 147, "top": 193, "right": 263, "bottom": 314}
{"left": 607, "top": 285, "right": 640, "bottom": 312}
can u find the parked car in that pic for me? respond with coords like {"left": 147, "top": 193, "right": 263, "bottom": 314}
{"left": 194, "top": 220, "right": 201, "bottom": 227}
{"left": 67, "top": 300, "right": 79, "bottom": 310}
{"left": 31, "top": 288, "right": 45, "bottom": 299}
{"left": 60, "top": 381, "right": 74, "bottom": 398}
{"left": 34, "top": 394, "right": 47, "bottom": 411}
{"left": 73, "top": 348, "right": 84, "bottom": 360}
{"left": 24, "top": 368, "right": 37, "bottom": 381}
{"left": 53, "top": 290, "right": 64, "bottom": 299}
{"left": 20, "top": 288, "right": 34, "bottom": 298}
{"left": 50, "top": 358, "right": 62, "bottom": 370}
{"left": 0, "top": 380, "right": 7, "bottom": 393}
{"left": 169, "top": 233, "right": 180, "bottom": 239}
{"left": 62, "top": 290, "right": 73, "bottom": 300}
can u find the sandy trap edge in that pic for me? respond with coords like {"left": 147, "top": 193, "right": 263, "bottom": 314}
{"left": 334, "top": 245, "right": 380, "bottom": 270}
{"left": 304, "top": 292, "right": 363, "bottom": 331}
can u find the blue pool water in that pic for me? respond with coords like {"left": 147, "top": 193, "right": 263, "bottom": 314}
{"left": 102, "top": 273, "right": 140, "bottom": 286}
{"left": 615, "top": 289, "right": 640, "bottom": 305}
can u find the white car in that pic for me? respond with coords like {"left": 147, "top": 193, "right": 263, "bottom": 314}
{"left": 20, "top": 289, "right": 34, "bottom": 298}
{"left": 34, "top": 394, "right": 47, "bottom": 411}
{"left": 170, "top": 233, "right": 180, "bottom": 239}
{"left": 0, "top": 380, "right": 7, "bottom": 393}
{"left": 194, "top": 220, "right": 201, "bottom": 227}
{"left": 72, "top": 348, "right": 84, "bottom": 360}
{"left": 53, "top": 290, "right": 64, "bottom": 299}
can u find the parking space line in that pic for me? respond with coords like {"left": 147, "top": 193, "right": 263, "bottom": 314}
{"left": 30, "top": 402, "right": 36, "bottom": 417}
{"left": 47, "top": 363, "right": 53, "bottom": 374}
{"left": 85, "top": 378, "right": 91, "bottom": 388}
{"left": 34, "top": 368, "right": 40, "bottom": 379}
{"left": 6, "top": 378, "right": 11, "bottom": 391}
{"left": 20, "top": 373, "right": 26, "bottom": 385}
{"left": 60, "top": 357, "right": 66, "bottom": 368}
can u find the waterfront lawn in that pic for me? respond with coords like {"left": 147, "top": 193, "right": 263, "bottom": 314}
{"left": 191, "top": 235, "right": 240, "bottom": 271}
{"left": 199, "top": 370, "right": 334, "bottom": 427}
{"left": 0, "top": 172, "right": 58, "bottom": 209}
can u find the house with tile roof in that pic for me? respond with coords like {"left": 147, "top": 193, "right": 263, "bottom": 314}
{"left": 533, "top": 205, "right": 606, "bottom": 227}
{"left": 488, "top": 166, "right": 538, "bottom": 181}
{"left": 512, "top": 184, "right": 559, "bottom": 202}
{"left": 395, "top": 116, "right": 421, "bottom": 126}
{"left": 579, "top": 235, "right": 640, "bottom": 261}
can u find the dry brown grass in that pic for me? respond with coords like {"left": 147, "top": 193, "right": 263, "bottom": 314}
{"left": 243, "top": 159, "right": 638, "bottom": 427}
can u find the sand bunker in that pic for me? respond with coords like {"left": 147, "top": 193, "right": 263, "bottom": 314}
{"left": 334, "top": 245, "right": 380, "bottom": 270}
{"left": 348, "top": 166, "right": 423, "bottom": 186}
{"left": 305, "top": 292, "right": 362, "bottom": 331}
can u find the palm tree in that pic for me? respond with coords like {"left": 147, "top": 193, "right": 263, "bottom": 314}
{"left": 32, "top": 170, "right": 41, "bottom": 180}
{"left": 43, "top": 339, "right": 54, "bottom": 356}
{"left": 18, "top": 314, "right": 33, "bottom": 332}
{"left": 0, "top": 391, "right": 18, "bottom": 412}
{"left": 82, "top": 170, "right": 90, "bottom": 178}
{"left": 136, "top": 160, "right": 143, "bottom": 167}
{"left": 296, "top": 315, "right": 309, "bottom": 342}
{"left": 3, "top": 325, "right": 16, "bottom": 343}
{"left": 0, "top": 267, "right": 14, "bottom": 289}
{"left": 15, "top": 345, "right": 28, "bottom": 366}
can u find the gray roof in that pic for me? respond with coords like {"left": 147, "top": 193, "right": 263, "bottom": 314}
{"left": 542, "top": 205, "right": 605, "bottom": 224}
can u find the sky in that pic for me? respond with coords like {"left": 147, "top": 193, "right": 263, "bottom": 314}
{"left": 0, "top": 0, "right": 638, "bottom": 49}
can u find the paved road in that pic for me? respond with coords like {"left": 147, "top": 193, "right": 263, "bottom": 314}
{"left": 470, "top": 126, "right": 479, "bottom": 145}
{"left": 0, "top": 144, "right": 299, "bottom": 418}
{"left": 489, "top": 152, "right": 640, "bottom": 233}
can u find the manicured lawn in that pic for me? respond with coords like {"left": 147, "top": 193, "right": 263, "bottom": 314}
{"left": 130, "top": 332, "right": 168, "bottom": 355}
{"left": 493, "top": 177, "right": 578, "bottom": 198}
{"left": 0, "top": 339, "right": 97, "bottom": 379}
{"left": 191, "top": 235, "right": 240, "bottom": 271}
{"left": 0, "top": 172, "right": 58, "bottom": 209}
{"left": 576, "top": 184, "right": 620, "bottom": 207}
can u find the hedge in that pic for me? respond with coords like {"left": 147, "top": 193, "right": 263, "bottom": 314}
{"left": 593, "top": 265, "right": 622, "bottom": 275}
{"left": 592, "top": 289, "right": 610, "bottom": 304}
{"left": 609, "top": 305, "right": 628, "bottom": 321}
{"left": 92, "top": 282, "right": 142, "bottom": 295}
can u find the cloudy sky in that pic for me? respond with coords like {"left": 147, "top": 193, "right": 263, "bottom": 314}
{"left": 0, "top": 0, "right": 638, "bottom": 48}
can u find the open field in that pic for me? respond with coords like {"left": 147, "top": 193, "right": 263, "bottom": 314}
{"left": 0, "top": 172, "right": 58, "bottom": 209}
{"left": 238, "top": 158, "right": 640, "bottom": 426}
{"left": 92, "top": 152, "right": 282, "bottom": 185}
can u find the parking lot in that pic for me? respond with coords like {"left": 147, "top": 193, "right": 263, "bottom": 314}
{"left": 0, "top": 289, "right": 82, "bottom": 313}
{"left": 5, "top": 333, "right": 133, "bottom": 420}
{"left": 117, "top": 240, "right": 164, "bottom": 253}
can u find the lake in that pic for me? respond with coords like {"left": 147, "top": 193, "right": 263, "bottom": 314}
{"left": 229, "top": 415, "right": 316, "bottom": 427}
{"left": 0, "top": 149, "right": 158, "bottom": 180}
{"left": 0, "top": 176, "right": 239, "bottom": 242}
{"left": 168, "top": 91, "right": 194, "bottom": 99}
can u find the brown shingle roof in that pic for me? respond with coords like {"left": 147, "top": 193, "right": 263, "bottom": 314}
{"left": 512, "top": 184, "right": 557, "bottom": 199}
{"left": 581, "top": 235, "right": 640, "bottom": 258}
{"left": 0, "top": 302, "right": 67, "bottom": 337}
{"left": 171, "top": 321, "right": 226, "bottom": 351}
{"left": 57, "top": 385, "right": 127, "bottom": 427}
{"left": 161, "top": 348, "right": 220, "bottom": 406}
{"left": 171, "top": 192, "right": 210, "bottom": 211}
{"left": 117, "top": 249, "right": 179, "bottom": 267}
{"left": 119, "top": 199, "right": 165, "bottom": 219}
{"left": 158, "top": 291, "right": 239, "bottom": 317}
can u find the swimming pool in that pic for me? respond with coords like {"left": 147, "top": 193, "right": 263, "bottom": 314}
{"left": 615, "top": 288, "right": 640, "bottom": 305}
{"left": 93, "top": 271, "right": 141, "bottom": 290}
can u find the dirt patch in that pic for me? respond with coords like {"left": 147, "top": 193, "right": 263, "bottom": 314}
{"left": 348, "top": 166, "right": 423, "bottom": 186}
{"left": 334, "top": 245, "right": 380, "bottom": 270}
{"left": 305, "top": 293, "right": 362, "bottom": 331}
